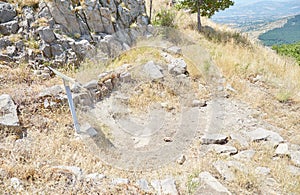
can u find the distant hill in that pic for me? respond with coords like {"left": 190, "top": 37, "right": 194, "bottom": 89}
{"left": 259, "top": 14, "right": 300, "bottom": 46}
{"left": 212, "top": 0, "right": 300, "bottom": 32}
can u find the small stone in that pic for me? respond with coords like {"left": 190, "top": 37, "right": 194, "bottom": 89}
{"left": 192, "top": 100, "right": 207, "bottom": 107}
{"left": 104, "top": 79, "right": 113, "bottom": 90}
{"left": 38, "top": 85, "right": 63, "bottom": 98}
{"left": 85, "top": 173, "right": 106, "bottom": 181}
{"left": 291, "top": 151, "right": 300, "bottom": 167}
{"left": 288, "top": 165, "right": 300, "bottom": 176}
{"left": 233, "top": 150, "right": 255, "bottom": 161}
{"left": 83, "top": 80, "right": 98, "bottom": 90}
{"left": 230, "top": 133, "right": 249, "bottom": 148}
{"left": 213, "top": 160, "right": 246, "bottom": 181}
{"left": 167, "top": 46, "right": 182, "bottom": 55}
{"left": 112, "top": 178, "right": 129, "bottom": 185}
{"left": 161, "top": 178, "right": 178, "bottom": 195}
{"left": 143, "top": 61, "right": 164, "bottom": 80}
{"left": 120, "top": 72, "right": 131, "bottom": 82}
{"left": 80, "top": 123, "right": 98, "bottom": 137}
{"left": 255, "top": 166, "right": 270, "bottom": 175}
{"left": 52, "top": 166, "right": 82, "bottom": 178}
{"left": 176, "top": 154, "right": 186, "bottom": 165}
{"left": 150, "top": 180, "right": 161, "bottom": 194}
{"left": 164, "top": 137, "right": 173, "bottom": 142}
{"left": 168, "top": 58, "right": 187, "bottom": 76}
{"left": 136, "top": 179, "right": 150, "bottom": 192}
{"left": 275, "top": 143, "right": 289, "bottom": 156}
{"left": 201, "top": 134, "right": 228, "bottom": 145}
{"left": 10, "top": 177, "right": 22, "bottom": 190}
{"left": 245, "top": 128, "right": 284, "bottom": 145}
{"left": 33, "top": 70, "right": 42, "bottom": 76}
{"left": 0, "top": 94, "right": 19, "bottom": 126}
{"left": 197, "top": 172, "right": 231, "bottom": 195}
{"left": 210, "top": 144, "right": 238, "bottom": 155}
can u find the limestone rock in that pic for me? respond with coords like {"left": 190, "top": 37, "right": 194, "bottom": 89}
{"left": 38, "top": 85, "right": 63, "bottom": 98}
{"left": 80, "top": 123, "right": 98, "bottom": 137}
{"left": 168, "top": 58, "right": 187, "bottom": 76}
{"left": 52, "top": 166, "right": 82, "bottom": 178}
{"left": 85, "top": 173, "right": 106, "bottom": 181}
{"left": 176, "top": 154, "right": 186, "bottom": 165}
{"left": 230, "top": 133, "right": 249, "bottom": 148}
{"left": 38, "top": 26, "right": 56, "bottom": 43}
{"left": 233, "top": 150, "right": 255, "bottom": 161}
{"left": 210, "top": 144, "right": 238, "bottom": 155}
{"left": 161, "top": 178, "right": 178, "bottom": 195}
{"left": 0, "top": 2, "right": 16, "bottom": 23}
{"left": 167, "top": 46, "right": 182, "bottom": 55}
{"left": 197, "top": 171, "right": 231, "bottom": 195}
{"left": 245, "top": 128, "right": 284, "bottom": 145}
{"left": 112, "top": 178, "right": 129, "bottom": 185}
{"left": 213, "top": 160, "right": 246, "bottom": 181}
{"left": 201, "top": 134, "right": 228, "bottom": 145}
{"left": 136, "top": 179, "right": 150, "bottom": 192}
{"left": 83, "top": 80, "right": 98, "bottom": 90}
{"left": 0, "top": 20, "right": 19, "bottom": 35}
{"left": 143, "top": 61, "right": 164, "bottom": 80}
{"left": 288, "top": 165, "right": 300, "bottom": 176}
{"left": 275, "top": 143, "right": 289, "bottom": 156}
{"left": 192, "top": 100, "right": 207, "bottom": 107}
{"left": 291, "top": 151, "right": 300, "bottom": 167}
{"left": 10, "top": 177, "right": 23, "bottom": 191}
{"left": 0, "top": 94, "right": 19, "bottom": 126}
{"left": 255, "top": 166, "right": 270, "bottom": 175}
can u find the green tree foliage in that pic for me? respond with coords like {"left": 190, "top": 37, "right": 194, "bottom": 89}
{"left": 176, "top": 0, "right": 234, "bottom": 31}
{"left": 272, "top": 42, "right": 300, "bottom": 66}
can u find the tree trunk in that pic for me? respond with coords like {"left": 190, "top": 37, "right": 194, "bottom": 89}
{"left": 149, "top": 0, "right": 153, "bottom": 24}
{"left": 197, "top": 0, "right": 202, "bottom": 32}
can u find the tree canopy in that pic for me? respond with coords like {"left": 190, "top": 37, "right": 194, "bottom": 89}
{"left": 177, "top": 0, "right": 234, "bottom": 31}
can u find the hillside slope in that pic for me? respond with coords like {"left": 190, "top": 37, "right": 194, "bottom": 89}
{"left": 1, "top": 0, "right": 300, "bottom": 194}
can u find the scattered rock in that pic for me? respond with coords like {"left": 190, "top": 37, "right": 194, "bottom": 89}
{"left": 255, "top": 166, "right": 270, "bottom": 175}
{"left": 0, "top": 94, "right": 19, "bottom": 126}
{"left": 51, "top": 166, "right": 82, "bottom": 178}
{"left": 245, "top": 128, "right": 284, "bottom": 145}
{"left": 230, "top": 133, "right": 249, "bottom": 148}
{"left": 164, "top": 137, "right": 173, "bottom": 142}
{"left": 0, "top": 20, "right": 19, "bottom": 35}
{"left": 83, "top": 80, "right": 98, "bottom": 90}
{"left": 151, "top": 180, "right": 161, "bottom": 194}
{"left": 197, "top": 171, "right": 231, "bottom": 195}
{"left": 213, "top": 160, "right": 246, "bottom": 181}
{"left": 0, "top": 2, "right": 16, "bottom": 23}
{"left": 167, "top": 46, "right": 182, "bottom": 55}
{"left": 38, "top": 85, "right": 63, "bottom": 98}
{"left": 120, "top": 72, "right": 131, "bottom": 82}
{"left": 10, "top": 177, "right": 23, "bottom": 191}
{"left": 192, "top": 100, "right": 207, "bottom": 107}
{"left": 291, "top": 151, "right": 300, "bottom": 167}
{"left": 168, "top": 58, "right": 187, "bottom": 76}
{"left": 274, "top": 143, "right": 289, "bottom": 157}
{"left": 176, "top": 154, "right": 186, "bottom": 165}
{"left": 85, "top": 173, "right": 106, "bottom": 181}
{"left": 233, "top": 150, "right": 255, "bottom": 161}
{"left": 143, "top": 61, "right": 164, "bottom": 80}
{"left": 209, "top": 144, "right": 238, "bottom": 155}
{"left": 79, "top": 123, "right": 98, "bottom": 137}
{"left": 38, "top": 26, "right": 56, "bottom": 43}
{"left": 161, "top": 178, "right": 178, "bottom": 195}
{"left": 288, "top": 165, "right": 300, "bottom": 176}
{"left": 201, "top": 134, "right": 228, "bottom": 145}
{"left": 136, "top": 179, "right": 150, "bottom": 192}
{"left": 112, "top": 178, "right": 129, "bottom": 185}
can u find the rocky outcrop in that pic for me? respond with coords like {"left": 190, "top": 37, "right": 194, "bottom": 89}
{"left": 0, "top": 0, "right": 149, "bottom": 68}
{"left": 0, "top": 94, "right": 19, "bottom": 126}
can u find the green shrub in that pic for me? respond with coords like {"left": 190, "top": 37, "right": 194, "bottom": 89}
{"left": 272, "top": 42, "right": 300, "bottom": 65}
{"left": 153, "top": 9, "right": 177, "bottom": 28}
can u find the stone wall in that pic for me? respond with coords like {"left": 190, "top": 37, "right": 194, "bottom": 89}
{"left": 0, "top": 0, "right": 150, "bottom": 69}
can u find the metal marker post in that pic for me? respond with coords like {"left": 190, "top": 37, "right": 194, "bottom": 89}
{"left": 48, "top": 67, "right": 81, "bottom": 134}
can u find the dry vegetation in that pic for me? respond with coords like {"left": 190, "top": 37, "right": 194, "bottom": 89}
{"left": 1, "top": 0, "right": 300, "bottom": 194}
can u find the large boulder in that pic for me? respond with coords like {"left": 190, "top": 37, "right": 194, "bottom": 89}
{"left": 0, "top": 94, "right": 19, "bottom": 126}
{"left": 0, "top": 2, "right": 16, "bottom": 23}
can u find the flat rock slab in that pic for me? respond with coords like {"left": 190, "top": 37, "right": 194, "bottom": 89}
{"left": 0, "top": 94, "right": 19, "bottom": 126}
{"left": 275, "top": 143, "right": 289, "bottom": 156}
{"left": 151, "top": 178, "right": 178, "bottom": 195}
{"left": 143, "top": 61, "right": 164, "bottom": 80}
{"left": 201, "top": 134, "right": 228, "bottom": 145}
{"left": 209, "top": 144, "right": 238, "bottom": 155}
{"left": 213, "top": 160, "right": 246, "bottom": 181}
{"left": 197, "top": 171, "right": 231, "bottom": 195}
{"left": 245, "top": 128, "right": 284, "bottom": 144}
{"left": 291, "top": 151, "right": 300, "bottom": 167}
{"left": 232, "top": 150, "right": 255, "bottom": 161}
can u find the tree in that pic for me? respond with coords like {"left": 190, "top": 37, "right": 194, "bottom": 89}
{"left": 177, "top": 0, "right": 234, "bottom": 32}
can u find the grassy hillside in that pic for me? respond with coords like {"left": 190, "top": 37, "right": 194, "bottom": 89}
{"left": 259, "top": 14, "right": 300, "bottom": 46}
{"left": 272, "top": 42, "right": 300, "bottom": 65}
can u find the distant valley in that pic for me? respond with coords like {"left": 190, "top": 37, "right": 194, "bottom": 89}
{"left": 211, "top": 0, "right": 300, "bottom": 45}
